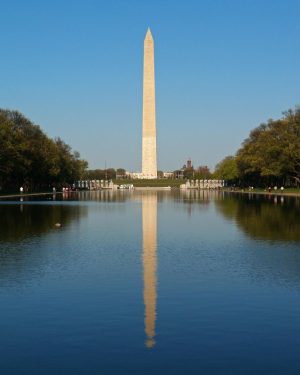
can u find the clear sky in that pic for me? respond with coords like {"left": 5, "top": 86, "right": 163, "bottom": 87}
{"left": 1, "top": 0, "right": 299, "bottom": 171}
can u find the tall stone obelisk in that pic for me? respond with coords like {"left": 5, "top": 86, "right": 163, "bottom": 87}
{"left": 142, "top": 28, "right": 157, "bottom": 179}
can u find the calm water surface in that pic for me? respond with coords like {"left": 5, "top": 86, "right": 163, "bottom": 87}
{"left": 1, "top": 190, "right": 300, "bottom": 374}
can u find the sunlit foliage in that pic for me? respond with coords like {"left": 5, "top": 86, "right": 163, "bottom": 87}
{"left": 0, "top": 109, "right": 88, "bottom": 191}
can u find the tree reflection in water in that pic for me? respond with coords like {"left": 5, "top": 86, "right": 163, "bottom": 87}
{"left": 0, "top": 203, "right": 87, "bottom": 243}
{"left": 215, "top": 193, "right": 300, "bottom": 242}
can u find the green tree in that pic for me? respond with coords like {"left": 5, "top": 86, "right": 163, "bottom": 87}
{"left": 157, "top": 170, "right": 164, "bottom": 179}
{"left": 236, "top": 107, "right": 300, "bottom": 186}
{"left": 214, "top": 156, "right": 238, "bottom": 182}
{"left": 84, "top": 168, "right": 116, "bottom": 180}
{"left": 194, "top": 165, "right": 212, "bottom": 179}
{"left": 116, "top": 168, "right": 126, "bottom": 179}
{"left": 0, "top": 109, "right": 88, "bottom": 191}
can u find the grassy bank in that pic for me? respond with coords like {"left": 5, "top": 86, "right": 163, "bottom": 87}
{"left": 113, "top": 179, "right": 184, "bottom": 188}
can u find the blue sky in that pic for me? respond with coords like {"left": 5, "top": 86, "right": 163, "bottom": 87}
{"left": 1, "top": 0, "right": 299, "bottom": 171}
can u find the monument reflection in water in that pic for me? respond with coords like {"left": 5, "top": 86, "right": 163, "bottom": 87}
{"left": 142, "top": 192, "right": 157, "bottom": 348}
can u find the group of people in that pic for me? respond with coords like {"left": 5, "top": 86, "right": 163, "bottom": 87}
{"left": 243, "top": 186, "right": 285, "bottom": 193}
{"left": 19, "top": 186, "right": 73, "bottom": 194}
{"left": 267, "top": 186, "right": 284, "bottom": 193}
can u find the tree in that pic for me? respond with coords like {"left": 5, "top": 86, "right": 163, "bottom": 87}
{"left": 214, "top": 156, "right": 238, "bottom": 182}
{"left": 157, "top": 170, "right": 164, "bottom": 179}
{"left": 236, "top": 107, "right": 300, "bottom": 186}
{"left": 0, "top": 109, "right": 88, "bottom": 191}
{"left": 116, "top": 168, "right": 126, "bottom": 179}
{"left": 84, "top": 168, "right": 116, "bottom": 180}
{"left": 194, "top": 165, "right": 212, "bottom": 180}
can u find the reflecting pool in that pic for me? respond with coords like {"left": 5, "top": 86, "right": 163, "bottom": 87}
{"left": 1, "top": 190, "right": 300, "bottom": 374}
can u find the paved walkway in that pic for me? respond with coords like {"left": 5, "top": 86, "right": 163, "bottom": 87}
{"left": 0, "top": 192, "right": 63, "bottom": 199}
{"left": 227, "top": 190, "right": 300, "bottom": 197}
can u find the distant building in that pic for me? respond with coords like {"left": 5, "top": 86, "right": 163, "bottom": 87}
{"left": 173, "top": 158, "right": 194, "bottom": 179}
{"left": 163, "top": 172, "right": 174, "bottom": 178}
{"left": 186, "top": 158, "right": 193, "bottom": 169}
{"left": 126, "top": 171, "right": 144, "bottom": 179}
{"left": 174, "top": 169, "right": 185, "bottom": 179}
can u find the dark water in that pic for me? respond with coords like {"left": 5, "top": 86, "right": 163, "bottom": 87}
{"left": 1, "top": 190, "right": 300, "bottom": 374}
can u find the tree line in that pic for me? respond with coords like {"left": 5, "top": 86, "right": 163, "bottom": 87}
{"left": 214, "top": 107, "right": 300, "bottom": 187}
{"left": 2, "top": 106, "right": 299, "bottom": 191}
{"left": 0, "top": 109, "right": 88, "bottom": 192}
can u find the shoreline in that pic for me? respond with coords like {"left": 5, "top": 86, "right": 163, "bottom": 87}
{"left": 225, "top": 189, "right": 300, "bottom": 198}
{"left": 1, "top": 189, "right": 300, "bottom": 199}
{"left": 134, "top": 186, "right": 172, "bottom": 191}
{"left": 0, "top": 192, "right": 63, "bottom": 199}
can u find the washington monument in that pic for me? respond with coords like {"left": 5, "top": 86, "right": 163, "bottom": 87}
{"left": 142, "top": 28, "right": 157, "bottom": 179}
